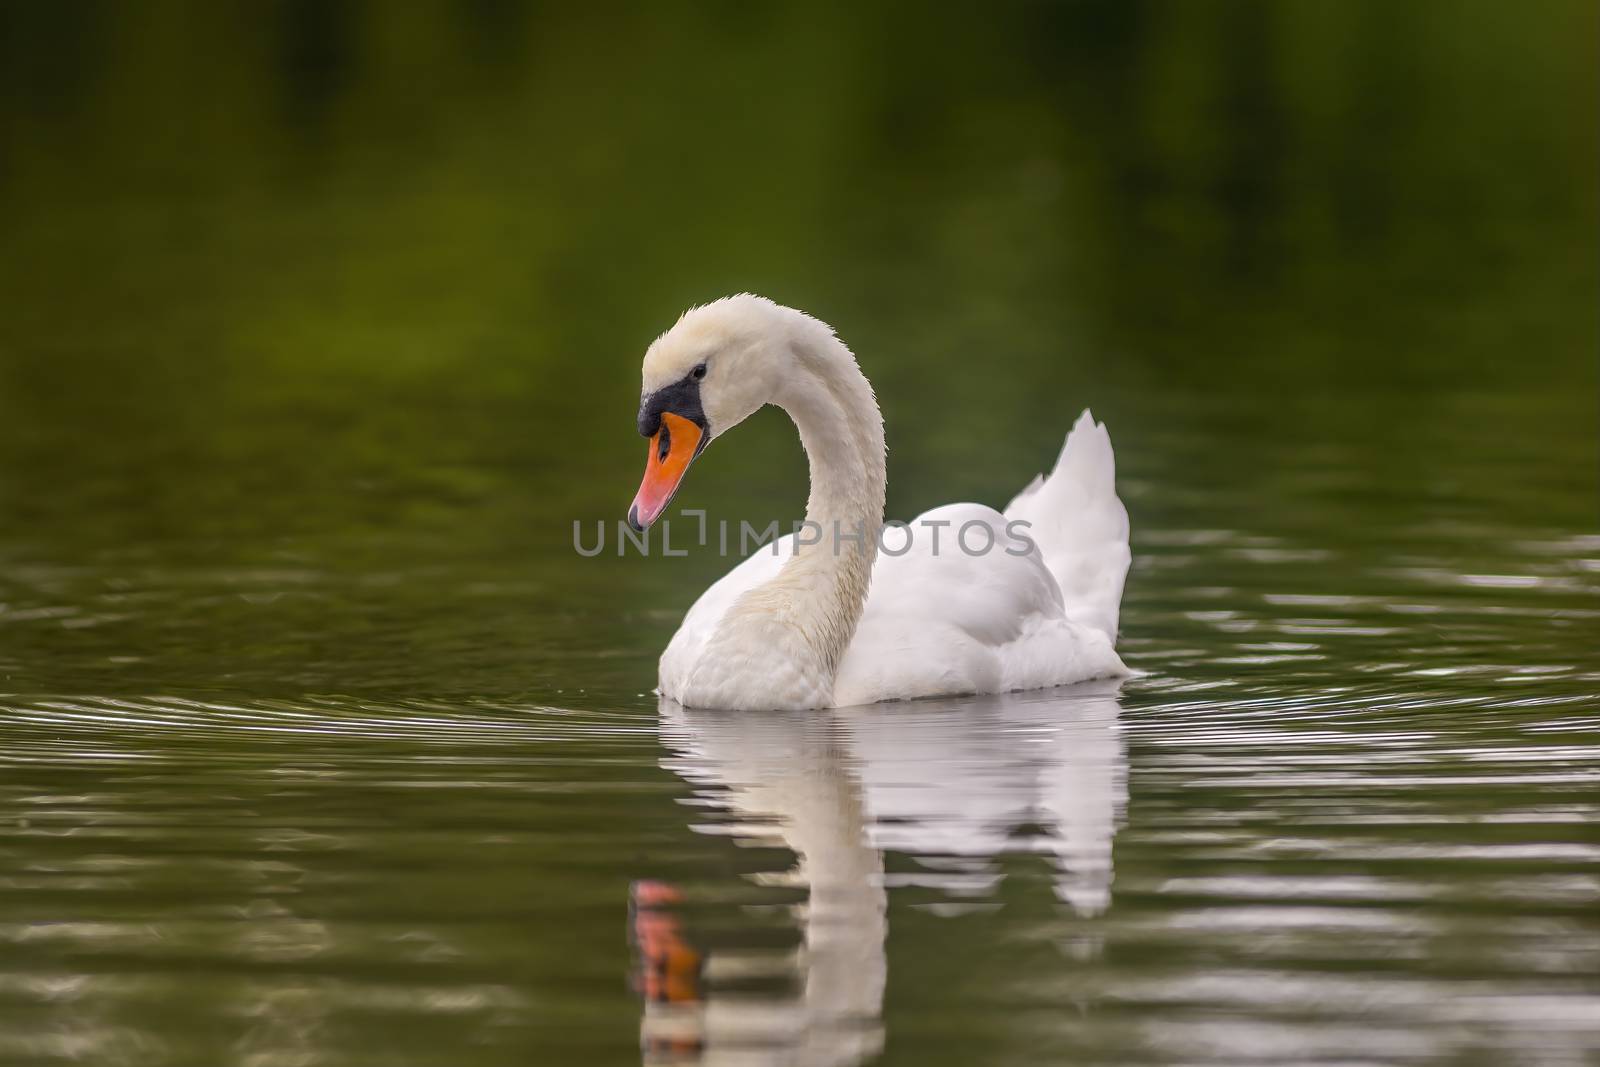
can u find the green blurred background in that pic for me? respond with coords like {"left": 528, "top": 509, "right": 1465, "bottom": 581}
{"left": 1, "top": 7, "right": 1597, "bottom": 1065}
{"left": 0, "top": 0, "right": 1594, "bottom": 697}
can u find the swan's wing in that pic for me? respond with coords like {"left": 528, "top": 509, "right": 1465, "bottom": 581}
{"left": 658, "top": 532, "right": 797, "bottom": 697}
{"left": 665, "top": 409, "right": 1129, "bottom": 707}
{"left": 1004, "top": 409, "right": 1130, "bottom": 638}
{"left": 832, "top": 503, "right": 1123, "bottom": 706}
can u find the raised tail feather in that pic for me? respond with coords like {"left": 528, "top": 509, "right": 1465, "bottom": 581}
{"left": 1003, "top": 409, "right": 1131, "bottom": 640}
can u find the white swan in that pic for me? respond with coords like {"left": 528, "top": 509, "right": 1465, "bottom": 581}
{"left": 628, "top": 295, "right": 1130, "bottom": 711}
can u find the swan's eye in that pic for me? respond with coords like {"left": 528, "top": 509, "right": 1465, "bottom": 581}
{"left": 691, "top": 362, "right": 707, "bottom": 381}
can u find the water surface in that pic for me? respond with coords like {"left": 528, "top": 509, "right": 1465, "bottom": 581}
{"left": 1, "top": 3, "right": 1596, "bottom": 1064}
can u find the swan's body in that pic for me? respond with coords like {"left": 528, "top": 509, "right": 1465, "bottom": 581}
{"left": 629, "top": 295, "right": 1130, "bottom": 711}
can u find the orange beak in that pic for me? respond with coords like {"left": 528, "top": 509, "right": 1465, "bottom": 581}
{"left": 629, "top": 412, "right": 705, "bottom": 531}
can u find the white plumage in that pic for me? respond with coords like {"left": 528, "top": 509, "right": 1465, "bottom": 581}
{"left": 636, "top": 296, "right": 1131, "bottom": 710}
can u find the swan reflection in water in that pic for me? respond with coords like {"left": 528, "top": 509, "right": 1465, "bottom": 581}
{"left": 631, "top": 680, "right": 1127, "bottom": 1065}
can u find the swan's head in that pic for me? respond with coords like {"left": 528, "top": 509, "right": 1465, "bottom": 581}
{"left": 628, "top": 295, "right": 791, "bottom": 530}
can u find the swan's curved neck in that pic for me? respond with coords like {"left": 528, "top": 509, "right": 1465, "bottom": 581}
{"left": 756, "top": 318, "right": 886, "bottom": 681}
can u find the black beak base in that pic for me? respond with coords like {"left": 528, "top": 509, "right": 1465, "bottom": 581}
{"left": 637, "top": 371, "right": 707, "bottom": 439}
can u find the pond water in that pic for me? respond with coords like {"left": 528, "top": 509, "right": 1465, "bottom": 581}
{"left": 1, "top": 4, "right": 1597, "bottom": 1065}
{"left": 4, "top": 421, "right": 1597, "bottom": 1066}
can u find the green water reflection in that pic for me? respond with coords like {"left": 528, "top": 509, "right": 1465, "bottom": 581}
{"left": 0, "top": 3, "right": 1595, "bottom": 1065}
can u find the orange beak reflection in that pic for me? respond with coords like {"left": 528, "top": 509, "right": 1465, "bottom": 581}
{"left": 629, "top": 412, "right": 705, "bottom": 531}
